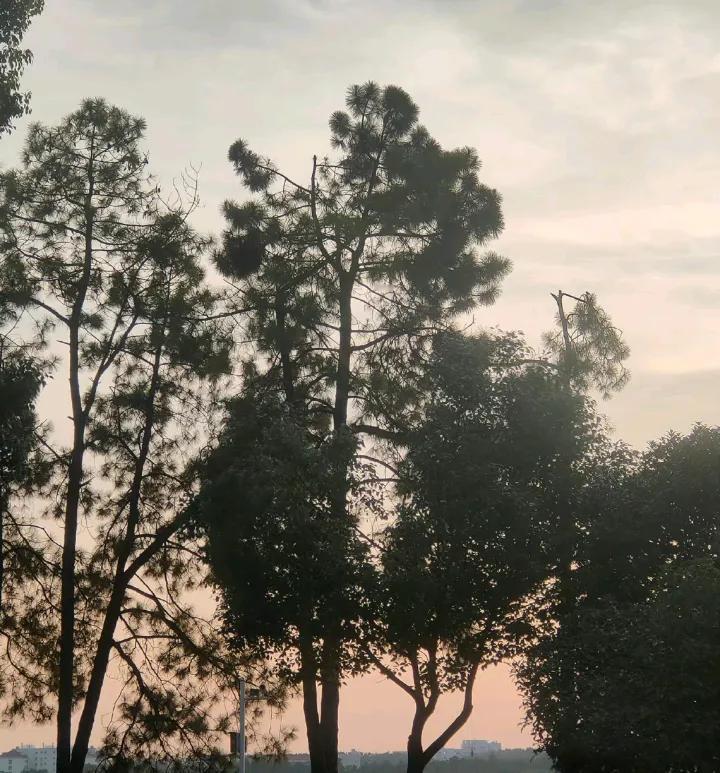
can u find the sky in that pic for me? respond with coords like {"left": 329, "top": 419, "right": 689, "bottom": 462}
{"left": 1, "top": 0, "right": 719, "bottom": 755}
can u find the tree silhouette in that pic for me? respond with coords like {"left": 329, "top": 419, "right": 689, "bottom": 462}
{"left": 0, "top": 0, "right": 44, "bottom": 136}
{"left": 205, "top": 80, "right": 509, "bottom": 773}
{"left": 0, "top": 99, "right": 238, "bottom": 773}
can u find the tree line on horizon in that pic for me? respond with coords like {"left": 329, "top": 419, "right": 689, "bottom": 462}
{"left": 1, "top": 6, "right": 719, "bottom": 773}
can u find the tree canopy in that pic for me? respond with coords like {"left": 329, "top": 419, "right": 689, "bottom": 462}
{"left": 0, "top": 98, "right": 243, "bottom": 772}
{"left": 0, "top": 0, "right": 44, "bottom": 136}
{"left": 365, "top": 330, "right": 604, "bottom": 773}
{"left": 199, "top": 81, "right": 510, "bottom": 773}
{"left": 517, "top": 425, "right": 720, "bottom": 773}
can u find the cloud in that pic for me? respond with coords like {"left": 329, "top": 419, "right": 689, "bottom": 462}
{"left": 670, "top": 285, "right": 720, "bottom": 308}
{"left": 604, "top": 367, "right": 720, "bottom": 448}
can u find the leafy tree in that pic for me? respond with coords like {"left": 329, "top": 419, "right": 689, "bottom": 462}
{"left": 0, "top": 0, "right": 44, "bottom": 136}
{"left": 0, "top": 99, "right": 240, "bottom": 773}
{"left": 0, "top": 344, "right": 44, "bottom": 613}
{"left": 0, "top": 0, "right": 47, "bottom": 633}
{"left": 207, "top": 81, "right": 509, "bottom": 773}
{"left": 531, "top": 288, "right": 630, "bottom": 759}
{"left": 195, "top": 391, "right": 371, "bottom": 772}
{"left": 520, "top": 560, "right": 720, "bottom": 773}
{"left": 517, "top": 425, "right": 720, "bottom": 772}
{"left": 365, "top": 332, "right": 602, "bottom": 773}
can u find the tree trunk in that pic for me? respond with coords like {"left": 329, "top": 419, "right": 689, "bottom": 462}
{"left": 404, "top": 663, "right": 479, "bottom": 773}
{"left": 301, "top": 648, "right": 326, "bottom": 773}
{"left": 56, "top": 382, "right": 86, "bottom": 773}
{"left": 333, "top": 270, "right": 353, "bottom": 430}
{"left": 406, "top": 719, "right": 429, "bottom": 773}
{"left": 67, "top": 577, "right": 126, "bottom": 773}
{"left": 404, "top": 689, "right": 431, "bottom": 773}
{"left": 406, "top": 751, "right": 427, "bottom": 773}
{"left": 0, "top": 491, "right": 5, "bottom": 616}
{"left": 319, "top": 672, "right": 340, "bottom": 773}
{"left": 67, "top": 326, "right": 164, "bottom": 773}
{"left": 57, "top": 141, "right": 96, "bottom": 773}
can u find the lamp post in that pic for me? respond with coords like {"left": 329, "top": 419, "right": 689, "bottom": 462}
{"left": 238, "top": 679, "right": 246, "bottom": 773}
{"left": 232, "top": 680, "right": 267, "bottom": 772}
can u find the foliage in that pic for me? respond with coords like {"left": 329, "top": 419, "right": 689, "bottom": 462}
{"left": 206, "top": 81, "right": 509, "bottom": 773}
{"left": 0, "top": 348, "right": 42, "bottom": 495}
{"left": 544, "top": 291, "right": 630, "bottom": 397}
{"left": 365, "top": 331, "right": 604, "bottom": 772}
{"left": 517, "top": 425, "right": 720, "bottom": 773}
{"left": 195, "top": 391, "right": 373, "bottom": 684}
{"left": 0, "top": 0, "right": 44, "bottom": 135}
{"left": 0, "top": 98, "right": 244, "bottom": 771}
{"left": 520, "top": 560, "right": 720, "bottom": 773}
{"left": 0, "top": 343, "right": 46, "bottom": 622}
{"left": 217, "top": 80, "right": 509, "bottom": 430}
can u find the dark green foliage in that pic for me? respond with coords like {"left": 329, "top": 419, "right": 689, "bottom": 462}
{"left": 0, "top": 350, "right": 42, "bottom": 494}
{"left": 517, "top": 425, "right": 720, "bottom": 773}
{"left": 214, "top": 231, "right": 266, "bottom": 279}
{"left": 366, "top": 332, "right": 604, "bottom": 770}
{"left": 381, "top": 332, "right": 594, "bottom": 657}
{"left": 209, "top": 82, "right": 509, "bottom": 773}
{"left": 0, "top": 98, "right": 240, "bottom": 770}
{"left": 194, "top": 392, "right": 371, "bottom": 679}
{"left": 0, "top": 0, "right": 44, "bottom": 136}
{"left": 216, "top": 81, "right": 509, "bottom": 429}
{"left": 520, "top": 560, "right": 720, "bottom": 773}
{"left": 0, "top": 346, "right": 46, "bottom": 629}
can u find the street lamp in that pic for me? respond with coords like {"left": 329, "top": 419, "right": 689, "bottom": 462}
{"left": 230, "top": 680, "right": 268, "bottom": 773}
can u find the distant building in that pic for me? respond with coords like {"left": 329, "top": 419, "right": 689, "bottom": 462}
{"left": 13, "top": 746, "right": 57, "bottom": 773}
{"left": 0, "top": 751, "right": 28, "bottom": 773}
{"left": 460, "top": 740, "right": 502, "bottom": 757}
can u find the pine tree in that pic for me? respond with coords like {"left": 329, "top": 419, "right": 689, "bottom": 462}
{"left": 0, "top": 99, "right": 238, "bottom": 772}
{"left": 202, "top": 81, "right": 509, "bottom": 773}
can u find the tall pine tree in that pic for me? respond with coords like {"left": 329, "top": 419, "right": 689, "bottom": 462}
{"left": 0, "top": 99, "right": 239, "bottom": 772}
{"left": 201, "top": 81, "right": 509, "bottom": 773}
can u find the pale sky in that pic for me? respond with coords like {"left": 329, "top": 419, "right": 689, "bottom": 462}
{"left": 2, "top": 0, "right": 719, "bottom": 754}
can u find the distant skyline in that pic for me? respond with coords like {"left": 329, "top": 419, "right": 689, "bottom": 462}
{"left": 2, "top": 0, "right": 718, "bottom": 754}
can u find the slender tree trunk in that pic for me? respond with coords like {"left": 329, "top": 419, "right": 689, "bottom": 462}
{"left": 307, "top": 263, "right": 355, "bottom": 773}
{"left": 300, "top": 642, "right": 326, "bottom": 773}
{"left": 406, "top": 703, "right": 430, "bottom": 773}
{"left": 333, "top": 270, "right": 353, "bottom": 430}
{"left": 0, "top": 491, "right": 5, "bottom": 616}
{"left": 303, "top": 680, "right": 340, "bottom": 773}
{"left": 68, "top": 575, "right": 125, "bottom": 773}
{"left": 319, "top": 650, "right": 340, "bottom": 773}
{"left": 57, "top": 154, "right": 96, "bottom": 773}
{"left": 406, "top": 752, "right": 426, "bottom": 773}
{"left": 67, "top": 324, "right": 164, "bottom": 773}
{"left": 56, "top": 439, "right": 83, "bottom": 772}
{"left": 404, "top": 663, "right": 479, "bottom": 773}
{"left": 549, "top": 291, "right": 583, "bottom": 770}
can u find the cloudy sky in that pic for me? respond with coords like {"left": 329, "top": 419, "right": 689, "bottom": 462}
{"left": 2, "top": 0, "right": 719, "bottom": 753}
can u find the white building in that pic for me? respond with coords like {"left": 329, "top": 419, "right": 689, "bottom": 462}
{"left": 461, "top": 739, "right": 502, "bottom": 757}
{"left": 13, "top": 746, "right": 56, "bottom": 773}
{"left": 0, "top": 751, "right": 28, "bottom": 773}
